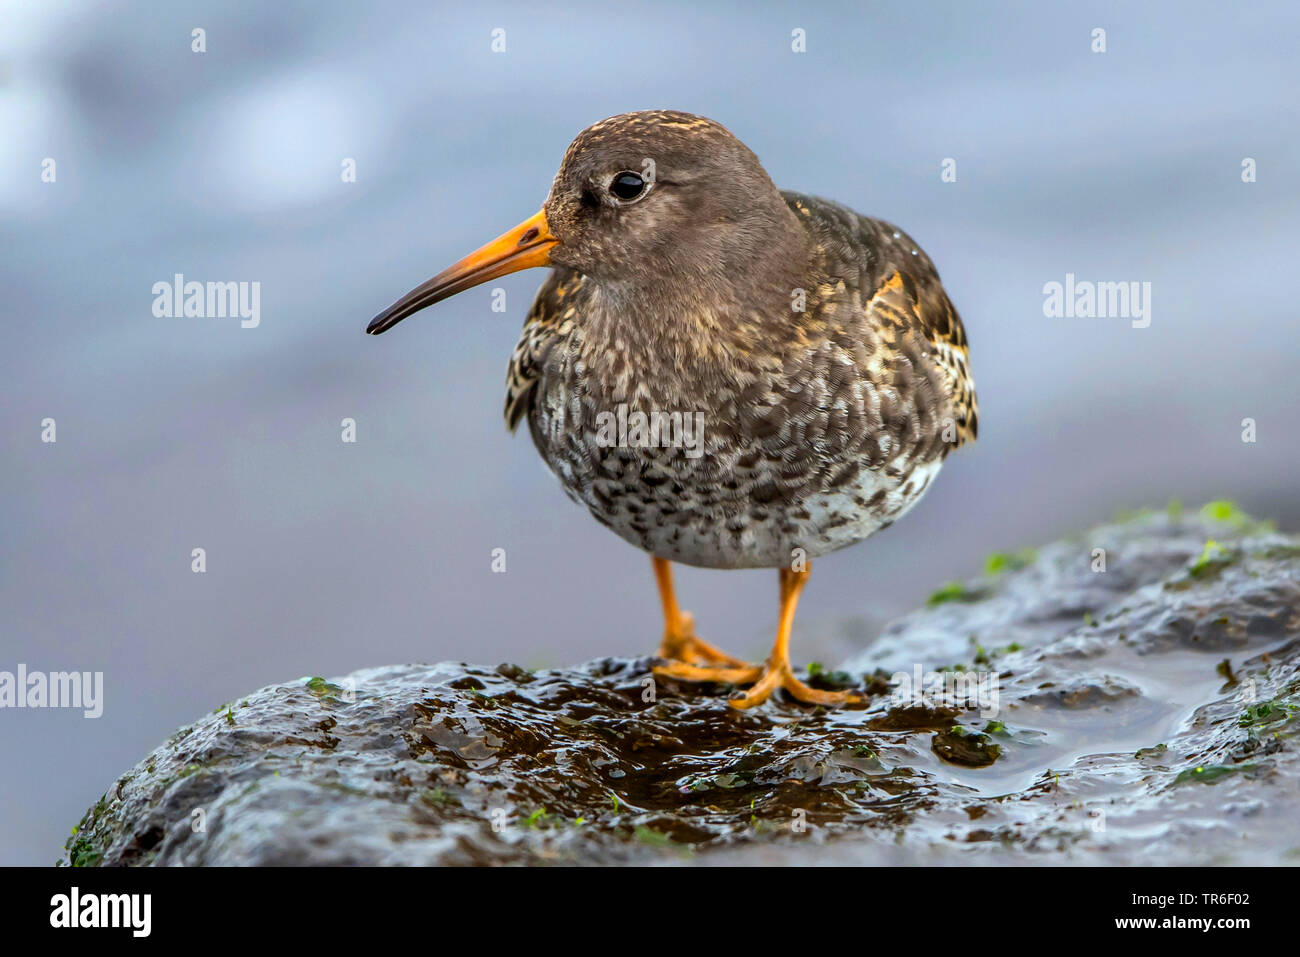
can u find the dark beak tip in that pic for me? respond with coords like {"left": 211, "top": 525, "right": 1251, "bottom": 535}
{"left": 365, "top": 208, "right": 555, "bottom": 338}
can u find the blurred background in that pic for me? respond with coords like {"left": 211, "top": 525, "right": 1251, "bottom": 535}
{"left": 2, "top": 0, "right": 1297, "bottom": 865}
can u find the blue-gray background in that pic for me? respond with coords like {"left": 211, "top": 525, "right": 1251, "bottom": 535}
{"left": 2, "top": 0, "right": 1297, "bottom": 865}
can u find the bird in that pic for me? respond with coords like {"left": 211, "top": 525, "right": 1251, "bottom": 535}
{"left": 366, "top": 110, "right": 977, "bottom": 709}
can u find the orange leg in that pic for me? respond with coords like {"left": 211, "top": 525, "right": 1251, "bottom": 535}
{"left": 651, "top": 557, "right": 749, "bottom": 668}
{"left": 655, "top": 561, "right": 864, "bottom": 709}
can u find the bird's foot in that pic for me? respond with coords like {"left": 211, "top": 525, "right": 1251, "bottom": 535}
{"left": 649, "top": 559, "right": 863, "bottom": 709}
{"left": 726, "top": 658, "right": 865, "bottom": 710}
{"left": 656, "top": 613, "right": 749, "bottom": 667}
{"left": 652, "top": 654, "right": 864, "bottom": 710}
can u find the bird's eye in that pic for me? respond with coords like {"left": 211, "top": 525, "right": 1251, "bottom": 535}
{"left": 609, "top": 171, "right": 647, "bottom": 202}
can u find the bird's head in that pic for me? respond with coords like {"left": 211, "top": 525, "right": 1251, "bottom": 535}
{"left": 367, "top": 110, "right": 802, "bottom": 335}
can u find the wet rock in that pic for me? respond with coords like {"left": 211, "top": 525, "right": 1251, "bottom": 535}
{"left": 931, "top": 726, "right": 1001, "bottom": 767}
{"left": 1020, "top": 675, "right": 1142, "bottom": 709}
{"left": 61, "top": 504, "right": 1300, "bottom": 865}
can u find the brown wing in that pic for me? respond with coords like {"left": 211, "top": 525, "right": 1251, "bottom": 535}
{"left": 863, "top": 266, "right": 979, "bottom": 447}
{"left": 504, "top": 268, "right": 585, "bottom": 432}
{"left": 783, "top": 192, "right": 978, "bottom": 449}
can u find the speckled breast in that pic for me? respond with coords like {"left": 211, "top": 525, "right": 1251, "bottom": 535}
{"left": 524, "top": 326, "right": 949, "bottom": 570}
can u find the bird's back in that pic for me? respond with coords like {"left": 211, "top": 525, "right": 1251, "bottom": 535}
{"left": 780, "top": 191, "right": 978, "bottom": 449}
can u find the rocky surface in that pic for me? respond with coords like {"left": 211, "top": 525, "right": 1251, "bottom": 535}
{"left": 61, "top": 503, "right": 1300, "bottom": 866}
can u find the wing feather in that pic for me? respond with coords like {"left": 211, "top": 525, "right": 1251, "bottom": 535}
{"left": 504, "top": 269, "right": 583, "bottom": 432}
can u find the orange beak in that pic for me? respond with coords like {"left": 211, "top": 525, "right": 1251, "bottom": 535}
{"left": 366, "top": 209, "right": 558, "bottom": 335}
